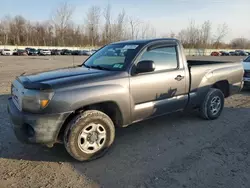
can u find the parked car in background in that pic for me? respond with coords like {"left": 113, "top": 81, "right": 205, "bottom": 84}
{"left": 210, "top": 51, "right": 220, "bottom": 56}
{"left": 71, "top": 49, "right": 95, "bottom": 56}
{"left": 61, "top": 49, "right": 72, "bottom": 55}
{"left": 89, "top": 49, "right": 98, "bottom": 54}
{"left": 12, "top": 49, "right": 18, "bottom": 54}
{"left": 7, "top": 38, "right": 244, "bottom": 162}
{"left": 238, "top": 51, "right": 248, "bottom": 56}
{"left": 219, "top": 51, "right": 230, "bottom": 56}
{"left": 71, "top": 50, "right": 81, "bottom": 55}
{"left": 51, "top": 49, "right": 62, "bottom": 55}
{"left": 1, "top": 49, "right": 13, "bottom": 56}
{"left": 81, "top": 50, "right": 93, "bottom": 56}
{"left": 37, "top": 49, "right": 42, "bottom": 54}
{"left": 27, "top": 48, "right": 38, "bottom": 56}
{"left": 242, "top": 56, "right": 250, "bottom": 88}
{"left": 234, "top": 50, "right": 241, "bottom": 56}
{"left": 56, "top": 50, "right": 62, "bottom": 55}
{"left": 234, "top": 50, "right": 248, "bottom": 56}
{"left": 229, "top": 51, "right": 237, "bottom": 56}
{"left": 12, "top": 49, "right": 17, "bottom": 55}
{"left": 25, "top": 47, "right": 32, "bottom": 53}
{"left": 13, "top": 49, "right": 28, "bottom": 56}
{"left": 38, "top": 49, "right": 51, "bottom": 56}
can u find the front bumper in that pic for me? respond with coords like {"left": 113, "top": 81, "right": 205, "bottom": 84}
{"left": 7, "top": 97, "right": 71, "bottom": 145}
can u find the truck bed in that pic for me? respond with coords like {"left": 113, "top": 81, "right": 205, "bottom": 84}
{"left": 187, "top": 60, "right": 236, "bottom": 66}
{"left": 187, "top": 60, "right": 243, "bottom": 103}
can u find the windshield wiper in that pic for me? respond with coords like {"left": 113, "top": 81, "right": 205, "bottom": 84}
{"left": 89, "top": 65, "right": 111, "bottom": 71}
{"left": 82, "top": 64, "right": 111, "bottom": 70}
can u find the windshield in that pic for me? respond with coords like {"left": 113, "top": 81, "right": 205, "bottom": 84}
{"left": 82, "top": 43, "right": 142, "bottom": 71}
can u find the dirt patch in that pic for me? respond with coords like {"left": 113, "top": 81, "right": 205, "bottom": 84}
{"left": 0, "top": 159, "right": 99, "bottom": 188}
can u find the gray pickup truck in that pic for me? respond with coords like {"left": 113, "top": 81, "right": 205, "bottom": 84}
{"left": 8, "top": 38, "right": 244, "bottom": 161}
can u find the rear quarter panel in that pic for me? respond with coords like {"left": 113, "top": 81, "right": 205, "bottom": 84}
{"left": 189, "top": 62, "right": 244, "bottom": 106}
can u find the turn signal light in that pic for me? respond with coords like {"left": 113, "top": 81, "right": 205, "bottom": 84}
{"left": 40, "top": 99, "right": 49, "bottom": 108}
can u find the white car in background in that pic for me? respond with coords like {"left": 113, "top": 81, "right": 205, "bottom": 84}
{"left": 1, "top": 49, "right": 13, "bottom": 56}
{"left": 39, "top": 49, "right": 51, "bottom": 56}
{"left": 242, "top": 56, "right": 250, "bottom": 88}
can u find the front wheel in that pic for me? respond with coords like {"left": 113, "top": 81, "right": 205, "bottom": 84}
{"left": 199, "top": 88, "right": 224, "bottom": 120}
{"left": 64, "top": 110, "right": 115, "bottom": 162}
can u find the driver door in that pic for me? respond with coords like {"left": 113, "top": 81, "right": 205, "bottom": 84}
{"left": 129, "top": 43, "right": 188, "bottom": 122}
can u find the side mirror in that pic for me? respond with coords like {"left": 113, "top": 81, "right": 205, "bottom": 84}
{"left": 136, "top": 60, "right": 155, "bottom": 74}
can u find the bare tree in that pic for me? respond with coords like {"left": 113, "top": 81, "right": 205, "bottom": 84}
{"left": 177, "top": 20, "right": 213, "bottom": 50}
{"left": 187, "top": 20, "right": 200, "bottom": 48}
{"left": 0, "top": 16, "right": 11, "bottom": 45}
{"left": 25, "top": 21, "right": 33, "bottom": 45}
{"left": 85, "top": 6, "right": 101, "bottom": 46}
{"left": 177, "top": 29, "right": 187, "bottom": 44}
{"left": 113, "top": 9, "right": 126, "bottom": 42}
{"left": 51, "top": 1, "right": 75, "bottom": 46}
{"left": 103, "top": 4, "right": 112, "bottom": 43}
{"left": 140, "top": 22, "right": 150, "bottom": 39}
{"left": 169, "top": 31, "right": 176, "bottom": 38}
{"left": 9, "top": 15, "right": 27, "bottom": 45}
{"left": 0, "top": 7, "right": 237, "bottom": 48}
{"left": 177, "top": 20, "right": 200, "bottom": 48}
{"left": 213, "top": 23, "right": 228, "bottom": 48}
{"left": 128, "top": 17, "right": 141, "bottom": 39}
{"left": 230, "top": 38, "right": 250, "bottom": 49}
{"left": 140, "top": 22, "right": 156, "bottom": 39}
{"left": 200, "top": 20, "right": 212, "bottom": 49}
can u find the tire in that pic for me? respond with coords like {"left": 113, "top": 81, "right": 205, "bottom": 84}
{"left": 199, "top": 88, "right": 224, "bottom": 120}
{"left": 64, "top": 110, "right": 115, "bottom": 162}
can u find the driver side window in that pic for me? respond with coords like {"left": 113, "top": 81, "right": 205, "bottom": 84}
{"left": 138, "top": 46, "right": 178, "bottom": 71}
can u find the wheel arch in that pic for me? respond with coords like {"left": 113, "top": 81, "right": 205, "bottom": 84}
{"left": 211, "top": 80, "right": 230, "bottom": 98}
{"left": 56, "top": 101, "right": 123, "bottom": 143}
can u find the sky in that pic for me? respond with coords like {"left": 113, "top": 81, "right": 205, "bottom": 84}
{"left": 1, "top": 0, "right": 249, "bottom": 42}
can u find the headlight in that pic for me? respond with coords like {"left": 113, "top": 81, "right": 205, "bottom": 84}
{"left": 22, "top": 90, "right": 54, "bottom": 112}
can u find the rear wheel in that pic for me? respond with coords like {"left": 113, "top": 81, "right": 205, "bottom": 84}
{"left": 199, "top": 88, "right": 224, "bottom": 120}
{"left": 64, "top": 110, "right": 115, "bottom": 162}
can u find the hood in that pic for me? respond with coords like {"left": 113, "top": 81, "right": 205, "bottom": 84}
{"left": 18, "top": 66, "right": 120, "bottom": 90}
{"left": 242, "top": 61, "right": 250, "bottom": 70}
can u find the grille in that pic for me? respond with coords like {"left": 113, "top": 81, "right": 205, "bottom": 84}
{"left": 11, "top": 82, "right": 23, "bottom": 111}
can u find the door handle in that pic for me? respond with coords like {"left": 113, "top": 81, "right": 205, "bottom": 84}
{"left": 175, "top": 75, "right": 184, "bottom": 81}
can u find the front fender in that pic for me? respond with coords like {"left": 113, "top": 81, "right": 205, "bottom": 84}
{"left": 46, "top": 84, "right": 131, "bottom": 125}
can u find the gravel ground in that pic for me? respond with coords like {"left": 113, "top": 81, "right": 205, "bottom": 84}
{"left": 0, "top": 55, "right": 250, "bottom": 188}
